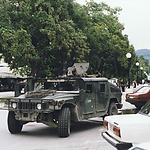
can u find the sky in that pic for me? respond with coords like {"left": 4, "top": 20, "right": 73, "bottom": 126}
{"left": 75, "top": 0, "right": 150, "bottom": 50}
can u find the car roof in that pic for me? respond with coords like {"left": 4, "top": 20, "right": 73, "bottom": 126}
{"left": 81, "top": 77, "right": 108, "bottom": 82}
{"left": 44, "top": 77, "right": 108, "bottom": 82}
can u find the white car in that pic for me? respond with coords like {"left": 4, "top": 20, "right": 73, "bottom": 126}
{"left": 101, "top": 100, "right": 150, "bottom": 150}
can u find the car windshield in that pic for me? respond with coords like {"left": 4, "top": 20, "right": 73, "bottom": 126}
{"left": 139, "top": 100, "right": 150, "bottom": 116}
{"left": 136, "top": 86, "right": 150, "bottom": 93}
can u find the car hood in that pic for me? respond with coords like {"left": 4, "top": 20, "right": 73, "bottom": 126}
{"left": 43, "top": 91, "right": 80, "bottom": 101}
{"left": 105, "top": 113, "right": 150, "bottom": 125}
{"left": 127, "top": 93, "right": 143, "bottom": 96}
{"left": 17, "top": 90, "right": 80, "bottom": 101}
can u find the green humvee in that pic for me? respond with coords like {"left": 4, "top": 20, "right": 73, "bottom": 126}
{"left": 6, "top": 64, "right": 122, "bottom": 137}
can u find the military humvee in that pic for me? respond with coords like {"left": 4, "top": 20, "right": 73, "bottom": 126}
{"left": 7, "top": 63, "right": 122, "bottom": 137}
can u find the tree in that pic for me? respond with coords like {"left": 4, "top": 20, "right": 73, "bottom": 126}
{"left": 1, "top": 0, "right": 146, "bottom": 80}
{"left": 0, "top": 0, "right": 89, "bottom": 77}
{"left": 72, "top": 1, "right": 137, "bottom": 78}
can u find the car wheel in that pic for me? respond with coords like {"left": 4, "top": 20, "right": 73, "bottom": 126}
{"left": 7, "top": 111, "right": 23, "bottom": 134}
{"left": 58, "top": 107, "right": 71, "bottom": 138}
{"left": 108, "top": 102, "right": 118, "bottom": 116}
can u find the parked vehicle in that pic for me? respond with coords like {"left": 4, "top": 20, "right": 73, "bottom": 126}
{"left": 101, "top": 100, "right": 150, "bottom": 150}
{"left": 0, "top": 72, "right": 25, "bottom": 92}
{"left": 4, "top": 63, "right": 122, "bottom": 137}
{"left": 126, "top": 85, "right": 150, "bottom": 109}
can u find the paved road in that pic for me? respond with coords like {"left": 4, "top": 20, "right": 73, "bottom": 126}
{"left": 0, "top": 110, "right": 115, "bottom": 150}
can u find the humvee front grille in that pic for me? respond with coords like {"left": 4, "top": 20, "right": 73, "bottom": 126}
{"left": 9, "top": 99, "right": 49, "bottom": 111}
{"left": 18, "top": 102, "right": 37, "bottom": 110}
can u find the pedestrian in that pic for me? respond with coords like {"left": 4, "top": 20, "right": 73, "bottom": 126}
{"left": 133, "top": 81, "right": 137, "bottom": 88}
{"left": 120, "top": 79, "right": 126, "bottom": 92}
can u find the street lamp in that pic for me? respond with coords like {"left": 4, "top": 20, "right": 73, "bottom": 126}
{"left": 140, "top": 67, "right": 143, "bottom": 84}
{"left": 136, "top": 62, "right": 139, "bottom": 84}
{"left": 126, "top": 53, "right": 132, "bottom": 88}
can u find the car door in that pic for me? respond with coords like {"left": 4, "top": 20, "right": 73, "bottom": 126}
{"left": 82, "top": 82, "right": 95, "bottom": 114}
{"left": 96, "top": 82, "right": 109, "bottom": 111}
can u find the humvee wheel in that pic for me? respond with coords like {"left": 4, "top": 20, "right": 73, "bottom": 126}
{"left": 7, "top": 111, "right": 23, "bottom": 134}
{"left": 58, "top": 107, "right": 71, "bottom": 137}
{"left": 108, "top": 102, "right": 118, "bottom": 116}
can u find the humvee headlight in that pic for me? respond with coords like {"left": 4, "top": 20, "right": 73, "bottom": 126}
{"left": 37, "top": 103, "right": 42, "bottom": 110}
{"left": 12, "top": 103, "right": 17, "bottom": 109}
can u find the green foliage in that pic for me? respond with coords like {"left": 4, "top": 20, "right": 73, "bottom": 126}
{"left": 0, "top": 0, "right": 89, "bottom": 77}
{"left": 0, "top": 0, "right": 147, "bottom": 80}
{"left": 72, "top": 1, "right": 136, "bottom": 78}
{"left": 138, "top": 56, "right": 149, "bottom": 74}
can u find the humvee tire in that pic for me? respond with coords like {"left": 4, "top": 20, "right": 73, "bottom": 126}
{"left": 108, "top": 102, "right": 118, "bottom": 116}
{"left": 8, "top": 111, "right": 23, "bottom": 134}
{"left": 58, "top": 107, "right": 71, "bottom": 137}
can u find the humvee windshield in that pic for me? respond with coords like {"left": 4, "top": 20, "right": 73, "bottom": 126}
{"left": 43, "top": 80, "right": 79, "bottom": 91}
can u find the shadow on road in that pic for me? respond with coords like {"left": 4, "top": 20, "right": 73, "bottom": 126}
{"left": 71, "top": 120, "right": 103, "bottom": 133}
{"left": 19, "top": 120, "right": 103, "bottom": 137}
{"left": 21, "top": 124, "right": 58, "bottom": 138}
